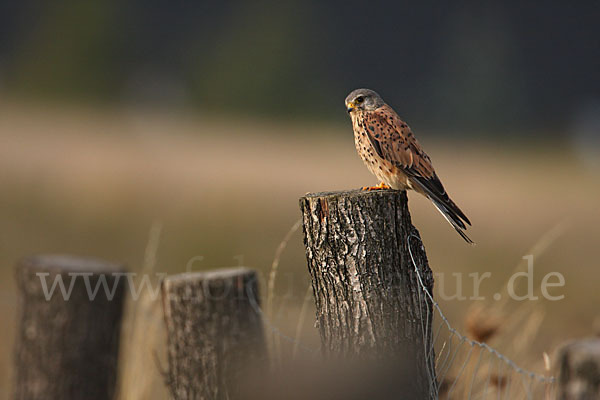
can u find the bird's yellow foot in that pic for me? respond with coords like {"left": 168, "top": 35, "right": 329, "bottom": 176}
{"left": 361, "top": 182, "right": 391, "bottom": 191}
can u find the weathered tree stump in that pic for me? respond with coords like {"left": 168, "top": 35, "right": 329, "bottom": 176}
{"left": 161, "top": 267, "right": 267, "bottom": 400}
{"left": 299, "top": 189, "right": 435, "bottom": 398}
{"left": 556, "top": 338, "right": 600, "bottom": 400}
{"left": 14, "top": 254, "right": 127, "bottom": 400}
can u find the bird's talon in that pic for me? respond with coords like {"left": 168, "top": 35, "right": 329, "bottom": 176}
{"left": 362, "top": 182, "right": 391, "bottom": 191}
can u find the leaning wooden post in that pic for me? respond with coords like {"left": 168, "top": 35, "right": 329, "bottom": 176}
{"left": 556, "top": 338, "right": 600, "bottom": 400}
{"left": 300, "top": 189, "right": 435, "bottom": 398}
{"left": 14, "top": 255, "right": 127, "bottom": 400}
{"left": 161, "top": 267, "right": 267, "bottom": 400}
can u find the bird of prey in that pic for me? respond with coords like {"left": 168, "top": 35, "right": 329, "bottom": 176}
{"left": 345, "top": 88, "right": 473, "bottom": 243}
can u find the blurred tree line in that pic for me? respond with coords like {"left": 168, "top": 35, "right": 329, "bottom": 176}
{"left": 0, "top": 0, "right": 598, "bottom": 135}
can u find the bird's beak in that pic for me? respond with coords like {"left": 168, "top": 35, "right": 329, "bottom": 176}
{"left": 346, "top": 101, "right": 355, "bottom": 113}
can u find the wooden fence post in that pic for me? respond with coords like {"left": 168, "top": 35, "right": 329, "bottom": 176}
{"left": 556, "top": 338, "right": 600, "bottom": 400}
{"left": 14, "top": 254, "right": 127, "bottom": 400}
{"left": 161, "top": 267, "right": 267, "bottom": 400}
{"left": 299, "top": 189, "right": 435, "bottom": 398}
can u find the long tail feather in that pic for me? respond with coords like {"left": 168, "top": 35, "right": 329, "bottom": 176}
{"left": 430, "top": 197, "right": 474, "bottom": 244}
{"left": 408, "top": 174, "right": 473, "bottom": 244}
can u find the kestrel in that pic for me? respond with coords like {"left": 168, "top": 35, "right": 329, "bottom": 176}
{"left": 345, "top": 88, "right": 473, "bottom": 244}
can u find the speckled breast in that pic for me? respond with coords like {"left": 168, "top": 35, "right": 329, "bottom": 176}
{"left": 352, "top": 114, "right": 411, "bottom": 190}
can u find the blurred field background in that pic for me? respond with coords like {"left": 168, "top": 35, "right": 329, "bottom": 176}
{"left": 1, "top": 1, "right": 599, "bottom": 398}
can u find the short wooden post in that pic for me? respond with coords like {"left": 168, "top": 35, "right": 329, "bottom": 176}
{"left": 556, "top": 338, "right": 600, "bottom": 400}
{"left": 14, "top": 255, "right": 127, "bottom": 400}
{"left": 161, "top": 267, "right": 267, "bottom": 400}
{"left": 299, "top": 189, "right": 435, "bottom": 398}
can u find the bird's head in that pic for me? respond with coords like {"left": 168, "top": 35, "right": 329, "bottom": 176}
{"left": 345, "top": 88, "right": 384, "bottom": 114}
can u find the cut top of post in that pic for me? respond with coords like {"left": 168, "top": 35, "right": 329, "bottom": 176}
{"left": 302, "top": 189, "right": 407, "bottom": 200}
{"left": 162, "top": 267, "right": 256, "bottom": 287}
{"left": 300, "top": 189, "right": 411, "bottom": 226}
{"left": 19, "top": 254, "right": 125, "bottom": 274}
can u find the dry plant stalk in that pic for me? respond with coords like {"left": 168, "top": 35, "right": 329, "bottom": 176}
{"left": 265, "top": 218, "right": 302, "bottom": 364}
{"left": 117, "top": 221, "right": 169, "bottom": 400}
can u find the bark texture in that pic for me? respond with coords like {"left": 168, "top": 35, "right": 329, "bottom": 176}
{"left": 557, "top": 338, "right": 600, "bottom": 400}
{"left": 300, "top": 189, "right": 435, "bottom": 399}
{"left": 162, "top": 268, "right": 267, "bottom": 400}
{"left": 14, "top": 254, "right": 126, "bottom": 400}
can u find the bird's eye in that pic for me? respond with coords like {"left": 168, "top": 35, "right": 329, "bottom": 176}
{"left": 356, "top": 96, "right": 364, "bottom": 103}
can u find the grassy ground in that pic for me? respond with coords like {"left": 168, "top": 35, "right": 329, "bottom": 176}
{"left": 0, "top": 101, "right": 598, "bottom": 398}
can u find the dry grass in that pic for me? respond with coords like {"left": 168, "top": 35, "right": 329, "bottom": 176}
{"left": 0, "top": 100, "right": 599, "bottom": 398}
{"left": 116, "top": 221, "right": 169, "bottom": 400}
{"left": 437, "top": 223, "right": 572, "bottom": 399}
{"left": 265, "top": 218, "right": 303, "bottom": 365}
